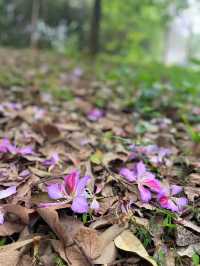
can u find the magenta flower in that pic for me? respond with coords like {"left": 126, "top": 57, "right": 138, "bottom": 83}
{"left": 47, "top": 171, "right": 91, "bottom": 213}
{"left": 158, "top": 185, "right": 188, "bottom": 213}
{"left": 43, "top": 152, "right": 60, "bottom": 168}
{"left": 0, "top": 186, "right": 17, "bottom": 224}
{"left": 120, "top": 161, "right": 161, "bottom": 202}
{"left": 87, "top": 108, "right": 104, "bottom": 121}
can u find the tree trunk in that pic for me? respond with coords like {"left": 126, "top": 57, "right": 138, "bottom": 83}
{"left": 89, "top": 0, "right": 102, "bottom": 55}
{"left": 30, "top": 0, "right": 40, "bottom": 48}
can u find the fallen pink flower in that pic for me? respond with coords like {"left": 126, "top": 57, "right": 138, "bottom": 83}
{"left": 0, "top": 186, "right": 17, "bottom": 224}
{"left": 47, "top": 170, "right": 91, "bottom": 213}
{"left": 120, "top": 161, "right": 161, "bottom": 202}
{"left": 87, "top": 108, "right": 104, "bottom": 121}
{"left": 158, "top": 185, "right": 188, "bottom": 213}
{"left": 0, "top": 138, "right": 34, "bottom": 156}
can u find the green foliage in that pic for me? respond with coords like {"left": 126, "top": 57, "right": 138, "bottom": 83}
{"left": 192, "top": 253, "right": 200, "bottom": 266}
{"left": 135, "top": 226, "right": 152, "bottom": 248}
{"left": 54, "top": 255, "right": 67, "bottom": 266}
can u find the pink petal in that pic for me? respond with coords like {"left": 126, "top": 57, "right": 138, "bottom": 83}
{"left": 76, "top": 175, "right": 91, "bottom": 195}
{"left": 120, "top": 168, "right": 136, "bottom": 182}
{"left": 174, "top": 197, "right": 188, "bottom": 210}
{"left": 90, "top": 198, "right": 100, "bottom": 210}
{"left": 142, "top": 178, "right": 161, "bottom": 192}
{"left": 136, "top": 161, "right": 146, "bottom": 178}
{"left": 71, "top": 196, "right": 89, "bottom": 213}
{"left": 47, "top": 183, "right": 66, "bottom": 199}
{"left": 87, "top": 108, "right": 104, "bottom": 121}
{"left": 138, "top": 185, "right": 151, "bottom": 202}
{"left": 64, "top": 171, "right": 79, "bottom": 195}
{"left": 171, "top": 185, "right": 182, "bottom": 196}
{"left": 158, "top": 195, "right": 178, "bottom": 212}
{"left": 0, "top": 211, "right": 4, "bottom": 224}
{"left": 18, "top": 146, "right": 34, "bottom": 156}
{"left": 0, "top": 186, "right": 16, "bottom": 200}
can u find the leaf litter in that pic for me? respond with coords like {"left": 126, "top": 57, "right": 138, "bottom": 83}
{"left": 0, "top": 50, "right": 199, "bottom": 266}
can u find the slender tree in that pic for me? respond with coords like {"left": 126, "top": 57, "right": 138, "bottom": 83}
{"left": 89, "top": 0, "right": 102, "bottom": 55}
{"left": 30, "top": 0, "right": 40, "bottom": 47}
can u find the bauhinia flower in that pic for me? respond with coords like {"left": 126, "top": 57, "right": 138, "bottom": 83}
{"left": 0, "top": 186, "right": 17, "bottom": 224}
{"left": 87, "top": 108, "right": 104, "bottom": 121}
{"left": 47, "top": 171, "right": 91, "bottom": 213}
{"left": 158, "top": 184, "right": 188, "bottom": 213}
{"left": 120, "top": 161, "right": 161, "bottom": 202}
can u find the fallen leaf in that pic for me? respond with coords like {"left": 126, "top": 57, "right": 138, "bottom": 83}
{"left": 74, "top": 227, "right": 101, "bottom": 260}
{"left": 37, "top": 208, "right": 70, "bottom": 245}
{"left": 0, "top": 222, "right": 24, "bottom": 236}
{"left": 177, "top": 242, "right": 200, "bottom": 258}
{"left": 114, "top": 229, "right": 157, "bottom": 266}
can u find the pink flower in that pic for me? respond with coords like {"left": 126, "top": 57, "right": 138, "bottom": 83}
{"left": 120, "top": 161, "right": 161, "bottom": 202}
{"left": 0, "top": 186, "right": 17, "bottom": 224}
{"left": 158, "top": 185, "right": 188, "bottom": 213}
{"left": 47, "top": 171, "right": 91, "bottom": 213}
{"left": 87, "top": 108, "right": 104, "bottom": 121}
{"left": 17, "top": 146, "right": 34, "bottom": 156}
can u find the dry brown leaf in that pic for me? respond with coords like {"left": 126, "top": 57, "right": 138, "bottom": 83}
{"left": 93, "top": 241, "right": 117, "bottom": 265}
{"left": 0, "top": 222, "right": 24, "bottom": 236}
{"left": 184, "top": 186, "right": 200, "bottom": 201}
{"left": 51, "top": 239, "right": 90, "bottom": 266}
{"left": 3, "top": 204, "right": 33, "bottom": 224}
{"left": 74, "top": 227, "right": 101, "bottom": 260}
{"left": 37, "top": 207, "right": 70, "bottom": 245}
{"left": 0, "top": 250, "right": 20, "bottom": 266}
{"left": 114, "top": 229, "right": 157, "bottom": 266}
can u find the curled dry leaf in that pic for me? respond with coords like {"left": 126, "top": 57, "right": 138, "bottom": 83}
{"left": 114, "top": 229, "right": 158, "bottom": 266}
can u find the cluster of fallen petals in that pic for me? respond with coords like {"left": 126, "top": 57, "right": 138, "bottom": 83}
{"left": 0, "top": 138, "right": 33, "bottom": 156}
{"left": 120, "top": 159, "right": 188, "bottom": 213}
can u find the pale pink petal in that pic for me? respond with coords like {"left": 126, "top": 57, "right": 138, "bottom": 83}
{"left": 171, "top": 185, "right": 182, "bottom": 196}
{"left": 174, "top": 197, "right": 188, "bottom": 210}
{"left": 90, "top": 198, "right": 100, "bottom": 210}
{"left": 64, "top": 171, "right": 79, "bottom": 195}
{"left": 138, "top": 185, "right": 151, "bottom": 202}
{"left": 47, "top": 184, "right": 66, "bottom": 199}
{"left": 18, "top": 146, "right": 34, "bottom": 155}
{"left": 142, "top": 178, "right": 161, "bottom": 192}
{"left": 0, "top": 211, "right": 4, "bottom": 224}
{"left": 76, "top": 175, "right": 91, "bottom": 195}
{"left": 136, "top": 161, "right": 146, "bottom": 179}
{"left": 71, "top": 196, "right": 89, "bottom": 213}
{"left": 120, "top": 168, "right": 136, "bottom": 182}
{"left": 87, "top": 108, "right": 104, "bottom": 121}
{"left": 38, "top": 201, "right": 68, "bottom": 208}
{"left": 0, "top": 186, "right": 16, "bottom": 200}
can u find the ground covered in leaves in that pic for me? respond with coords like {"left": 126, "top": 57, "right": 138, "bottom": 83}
{"left": 0, "top": 49, "right": 199, "bottom": 266}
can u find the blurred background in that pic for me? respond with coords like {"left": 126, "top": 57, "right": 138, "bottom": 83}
{"left": 1, "top": 0, "right": 200, "bottom": 64}
{"left": 0, "top": 0, "right": 200, "bottom": 113}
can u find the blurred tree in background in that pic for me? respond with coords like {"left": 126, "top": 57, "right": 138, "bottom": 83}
{"left": 0, "top": 0, "right": 195, "bottom": 63}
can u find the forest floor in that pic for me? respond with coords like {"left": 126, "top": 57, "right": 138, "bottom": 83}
{"left": 0, "top": 48, "right": 199, "bottom": 266}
